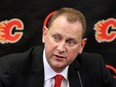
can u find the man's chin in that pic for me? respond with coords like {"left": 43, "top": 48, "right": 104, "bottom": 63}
{"left": 53, "top": 64, "right": 66, "bottom": 72}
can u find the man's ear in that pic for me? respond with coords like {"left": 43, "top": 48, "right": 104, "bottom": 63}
{"left": 42, "top": 26, "right": 48, "bottom": 43}
{"left": 79, "top": 38, "right": 87, "bottom": 54}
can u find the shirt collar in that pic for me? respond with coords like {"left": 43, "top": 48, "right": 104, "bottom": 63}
{"left": 43, "top": 49, "right": 69, "bottom": 81}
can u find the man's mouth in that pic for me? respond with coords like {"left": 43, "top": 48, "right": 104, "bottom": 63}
{"left": 54, "top": 54, "right": 66, "bottom": 58}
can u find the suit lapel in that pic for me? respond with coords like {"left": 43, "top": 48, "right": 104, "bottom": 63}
{"left": 28, "top": 46, "right": 44, "bottom": 87}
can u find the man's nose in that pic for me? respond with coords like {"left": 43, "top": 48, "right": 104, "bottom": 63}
{"left": 56, "top": 41, "right": 66, "bottom": 53}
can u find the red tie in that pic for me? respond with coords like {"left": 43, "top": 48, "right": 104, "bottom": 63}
{"left": 54, "top": 74, "right": 63, "bottom": 87}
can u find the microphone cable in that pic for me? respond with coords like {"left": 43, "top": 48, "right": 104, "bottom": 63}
{"left": 73, "top": 57, "right": 83, "bottom": 87}
{"left": 77, "top": 71, "right": 83, "bottom": 87}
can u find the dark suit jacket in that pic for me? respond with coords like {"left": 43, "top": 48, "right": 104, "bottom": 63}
{"left": 0, "top": 46, "right": 115, "bottom": 87}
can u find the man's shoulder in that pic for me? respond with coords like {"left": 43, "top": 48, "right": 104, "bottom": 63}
{"left": 0, "top": 45, "right": 44, "bottom": 63}
{"left": 78, "top": 52, "right": 102, "bottom": 61}
{"left": 77, "top": 52, "right": 103, "bottom": 68}
{"left": 79, "top": 52, "right": 102, "bottom": 59}
{"left": 0, "top": 45, "right": 44, "bottom": 74}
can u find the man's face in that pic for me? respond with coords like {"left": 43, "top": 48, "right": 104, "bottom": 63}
{"left": 42, "top": 15, "right": 86, "bottom": 72}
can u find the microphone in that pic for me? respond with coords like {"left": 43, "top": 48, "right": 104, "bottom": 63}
{"left": 73, "top": 59, "right": 83, "bottom": 87}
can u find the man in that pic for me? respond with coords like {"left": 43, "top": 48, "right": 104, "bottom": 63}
{"left": 0, "top": 7, "right": 116, "bottom": 87}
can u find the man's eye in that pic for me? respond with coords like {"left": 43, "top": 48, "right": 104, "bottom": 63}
{"left": 67, "top": 41, "right": 76, "bottom": 46}
{"left": 53, "top": 36, "right": 60, "bottom": 41}
{"left": 54, "top": 36, "right": 58, "bottom": 39}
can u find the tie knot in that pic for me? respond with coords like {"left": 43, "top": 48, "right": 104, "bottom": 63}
{"left": 54, "top": 74, "right": 63, "bottom": 87}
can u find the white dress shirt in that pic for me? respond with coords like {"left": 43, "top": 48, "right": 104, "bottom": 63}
{"left": 43, "top": 49, "right": 69, "bottom": 87}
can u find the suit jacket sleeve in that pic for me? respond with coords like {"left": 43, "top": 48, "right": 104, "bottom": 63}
{"left": 0, "top": 56, "right": 11, "bottom": 87}
{"left": 77, "top": 52, "right": 116, "bottom": 87}
{"left": 99, "top": 55, "right": 116, "bottom": 87}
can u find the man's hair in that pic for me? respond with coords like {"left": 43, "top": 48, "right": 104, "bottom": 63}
{"left": 47, "top": 7, "right": 86, "bottom": 39}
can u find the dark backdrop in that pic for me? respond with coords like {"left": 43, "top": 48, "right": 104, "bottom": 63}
{"left": 0, "top": 0, "right": 115, "bottom": 77}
